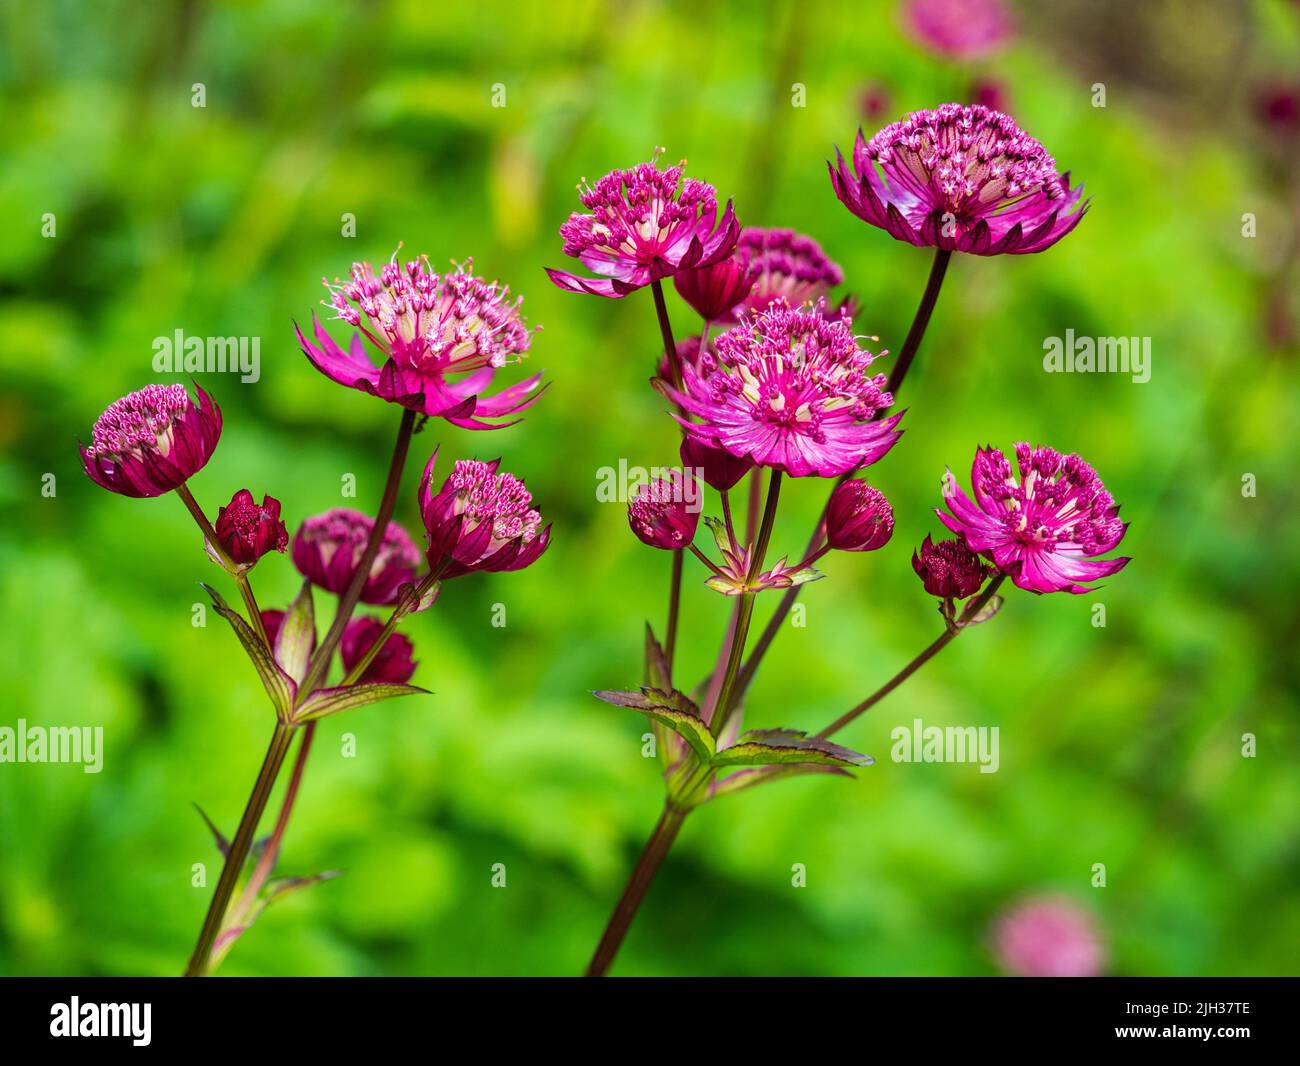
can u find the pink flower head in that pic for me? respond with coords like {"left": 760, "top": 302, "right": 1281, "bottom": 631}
{"left": 80, "top": 383, "right": 222, "bottom": 498}
{"left": 679, "top": 435, "right": 751, "bottom": 493}
{"left": 992, "top": 895, "right": 1106, "bottom": 978}
{"left": 903, "top": 0, "right": 1014, "bottom": 60}
{"left": 419, "top": 453, "right": 550, "bottom": 578}
{"left": 341, "top": 616, "right": 417, "bottom": 685}
{"left": 912, "top": 533, "right": 990, "bottom": 599}
{"left": 733, "top": 227, "right": 848, "bottom": 321}
{"left": 211, "top": 490, "right": 288, "bottom": 568}
{"left": 627, "top": 469, "right": 701, "bottom": 550}
{"left": 291, "top": 508, "right": 421, "bottom": 605}
{"left": 669, "top": 305, "right": 902, "bottom": 478}
{"left": 826, "top": 479, "right": 894, "bottom": 552}
{"left": 830, "top": 103, "right": 1087, "bottom": 255}
{"left": 296, "top": 252, "right": 542, "bottom": 430}
{"left": 938, "top": 443, "right": 1130, "bottom": 594}
{"left": 546, "top": 151, "right": 739, "bottom": 298}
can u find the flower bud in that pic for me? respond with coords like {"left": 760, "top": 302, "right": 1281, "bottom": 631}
{"left": 680, "top": 435, "right": 751, "bottom": 493}
{"left": 826, "top": 479, "right": 894, "bottom": 551}
{"left": 340, "top": 616, "right": 417, "bottom": 684}
{"left": 628, "top": 470, "right": 700, "bottom": 550}
{"left": 210, "top": 490, "right": 288, "bottom": 568}
{"left": 673, "top": 255, "right": 756, "bottom": 322}
{"left": 911, "top": 534, "right": 990, "bottom": 599}
{"left": 291, "top": 508, "right": 421, "bottom": 605}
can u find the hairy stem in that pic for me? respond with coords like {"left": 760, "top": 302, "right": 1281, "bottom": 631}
{"left": 585, "top": 803, "right": 689, "bottom": 977}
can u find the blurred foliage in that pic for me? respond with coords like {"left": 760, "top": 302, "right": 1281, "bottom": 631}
{"left": 1, "top": 0, "right": 1298, "bottom": 976}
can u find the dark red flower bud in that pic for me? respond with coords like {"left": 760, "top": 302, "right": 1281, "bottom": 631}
{"left": 628, "top": 469, "right": 701, "bottom": 550}
{"left": 211, "top": 490, "right": 288, "bottom": 568}
{"left": 340, "top": 616, "right": 417, "bottom": 684}
{"left": 912, "top": 534, "right": 990, "bottom": 599}
{"left": 673, "top": 255, "right": 756, "bottom": 322}
{"left": 826, "top": 479, "right": 894, "bottom": 551}
{"left": 680, "top": 435, "right": 752, "bottom": 493}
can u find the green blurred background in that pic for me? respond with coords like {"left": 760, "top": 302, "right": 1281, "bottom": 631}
{"left": 2, "top": 0, "right": 1298, "bottom": 976}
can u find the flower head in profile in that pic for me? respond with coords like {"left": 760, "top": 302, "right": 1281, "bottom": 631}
{"left": 209, "top": 490, "right": 288, "bottom": 570}
{"left": 627, "top": 470, "right": 701, "bottom": 550}
{"left": 341, "top": 616, "right": 417, "bottom": 685}
{"left": 80, "top": 384, "right": 222, "bottom": 498}
{"left": 669, "top": 305, "right": 902, "bottom": 478}
{"left": 938, "top": 443, "right": 1129, "bottom": 594}
{"left": 830, "top": 103, "right": 1086, "bottom": 255}
{"left": 733, "top": 227, "right": 849, "bottom": 320}
{"left": 296, "top": 252, "right": 542, "bottom": 429}
{"left": 991, "top": 895, "right": 1106, "bottom": 978}
{"left": 902, "top": 0, "right": 1013, "bottom": 61}
{"left": 291, "top": 508, "right": 422, "bottom": 604}
{"left": 420, "top": 453, "right": 550, "bottom": 578}
{"left": 825, "top": 479, "right": 894, "bottom": 552}
{"left": 912, "top": 533, "right": 990, "bottom": 599}
{"left": 547, "top": 151, "right": 739, "bottom": 298}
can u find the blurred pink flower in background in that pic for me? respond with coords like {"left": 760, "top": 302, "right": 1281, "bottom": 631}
{"left": 902, "top": 0, "right": 1014, "bottom": 61}
{"left": 991, "top": 895, "right": 1107, "bottom": 977}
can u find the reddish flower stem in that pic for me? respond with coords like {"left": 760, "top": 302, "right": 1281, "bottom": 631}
{"left": 585, "top": 803, "right": 688, "bottom": 977}
{"left": 649, "top": 279, "right": 685, "bottom": 674}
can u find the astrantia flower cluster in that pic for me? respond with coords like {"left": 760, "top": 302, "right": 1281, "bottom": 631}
{"left": 297, "top": 253, "right": 542, "bottom": 429}
{"left": 671, "top": 304, "right": 901, "bottom": 478}
{"left": 80, "top": 383, "right": 222, "bottom": 498}
{"left": 292, "top": 508, "right": 422, "bottom": 605}
{"left": 547, "top": 154, "right": 739, "bottom": 298}
{"left": 939, "top": 443, "right": 1129, "bottom": 594}
{"left": 831, "top": 103, "right": 1086, "bottom": 255}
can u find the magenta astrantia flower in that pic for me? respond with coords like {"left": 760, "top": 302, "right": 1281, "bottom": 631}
{"left": 903, "top": 0, "right": 1013, "bottom": 60}
{"left": 912, "top": 533, "right": 990, "bottom": 599}
{"left": 938, "top": 443, "right": 1130, "bottom": 594}
{"left": 991, "top": 895, "right": 1106, "bottom": 978}
{"left": 209, "top": 490, "right": 288, "bottom": 569}
{"left": 830, "top": 104, "right": 1087, "bottom": 255}
{"left": 291, "top": 508, "right": 422, "bottom": 605}
{"left": 680, "top": 435, "right": 751, "bottom": 493}
{"left": 668, "top": 305, "right": 902, "bottom": 478}
{"left": 341, "top": 616, "right": 417, "bottom": 684}
{"left": 825, "top": 479, "right": 894, "bottom": 552}
{"left": 628, "top": 470, "right": 701, "bottom": 550}
{"left": 80, "top": 384, "right": 222, "bottom": 498}
{"left": 419, "top": 454, "right": 550, "bottom": 578}
{"left": 296, "top": 253, "right": 542, "bottom": 430}
{"left": 546, "top": 153, "right": 739, "bottom": 298}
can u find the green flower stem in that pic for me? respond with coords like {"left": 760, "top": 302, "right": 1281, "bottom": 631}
{"left": 184, "top": 720, "right": 295, "bottom": 977}
{"left": 585, "top": 802, "right": 689, "bottom": 978}
{"left": 185, "top": 408, "right": 418, "bottom": 977}
{"left": 815, "top": 574, "right": 1006, "bottom": 740}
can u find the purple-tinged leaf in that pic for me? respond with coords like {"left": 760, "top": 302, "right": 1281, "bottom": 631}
{"left": 293, "top": 682, "right": 429, "bottom": 722}
{"left": 192, "top": 803, "right": 230, "bottom": 857}
{"left": 713, "top": 728, "right": 873, "bottom": 768}
{"left": 275, "top": 580, "right": 316, "bottom": 686}
{"left": 593, "top": 687, "right": 715, "bottom": 764}
{"left": 202, "top": 582, "right": 295, "bottom": 716}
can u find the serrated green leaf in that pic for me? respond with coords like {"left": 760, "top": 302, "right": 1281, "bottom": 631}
{"left": 293, "top": 682, "right": 430, "bottom": 722}
{"left": 276, "top": 580, "right": 316, "bottom": 686}
{"left": 593, "top": 687, "right": 716, "bottom": 764}
{"left": 202, "top": 583, "right": 295, "bottom": 716}
{"left": 712, "top": 728, "right": 873, "bottom": 768}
